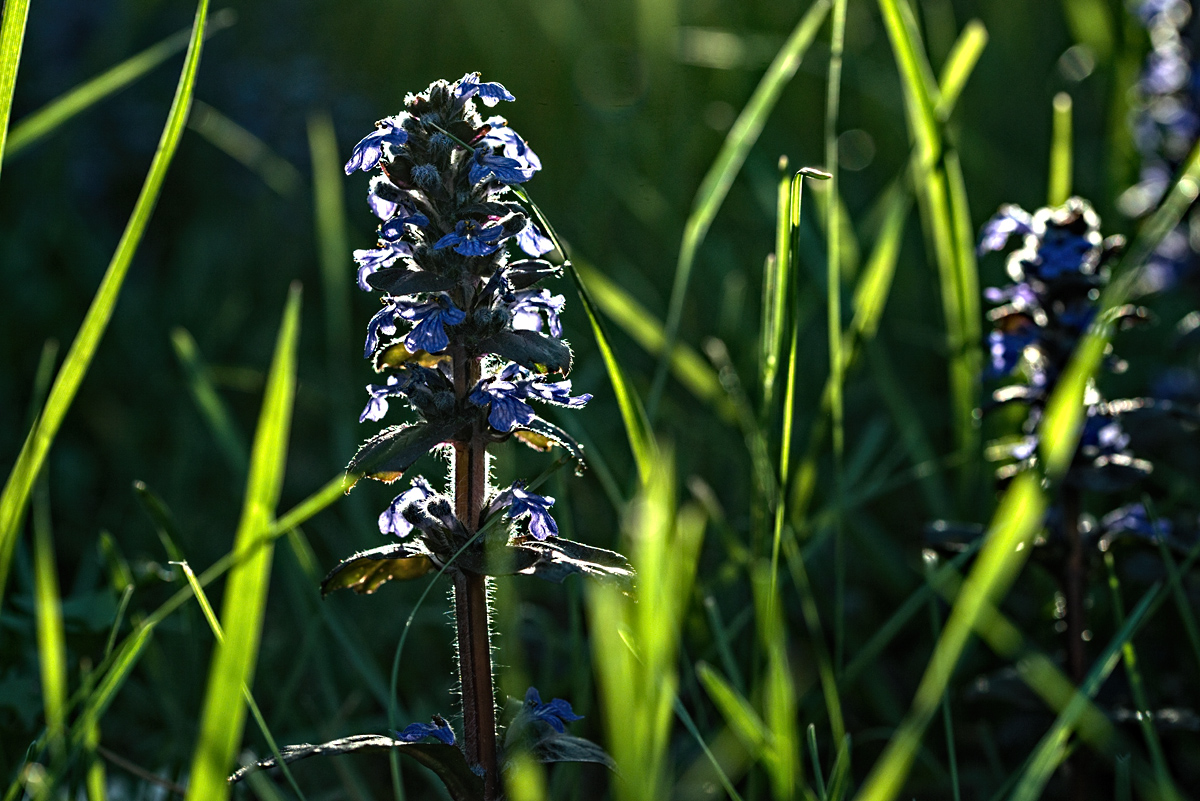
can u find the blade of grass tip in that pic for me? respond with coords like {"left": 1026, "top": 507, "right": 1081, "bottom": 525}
{"left": 932, "top": 20, "right": 987, "bottom": 122}
{"left": 1049, "top": 92, "right": 1073, "bottom": 206}
{"left": 185, "top": 282, "right": 300, "bottom": 801}
{"left": 175, "top": 561, "right": 308, "bottom": 801}
{"left": 573, "top": 257, "right": 735, "bottom": 423}
{"left": 806, "top": 725, "right": 827, "bottom": 800}
{"left": 1152, "top": 538, "right": 1200, "bottom": 671}
{"left": 1008, "top": 585, "right": 1161, "bottom": 801}
{"left": 1102, "top": 550, "right": 1179, "bottom": 796}
{"left": 4, "top": 10, "right": 236, "bottom": 160}
{"left": 695, "top": 663, "right": 771, "bottom": 771}
{"left": 512, "top": 184, "right": 656, "bottom": 482}
{"left": 33, "top": 474, "right": 67, "bottom": 763}
{"left": 761, "top": 157, "right": 791, "bottom": 414}
{"left": 921, "top": 552, "right": 960, "bottom": 801}
{"left": 306, "top": 111, "right": 356, "bottom": 458}
{"left": 825, "top": 0, "right": 848, "bottom": 674}
{"left": 703, "top": 595, "right": 746, "bottom": 691}
{"left": 0, "top": 0, "right": 213, "bottom": 614}
{"left": 189, "top": 101, "right": 302, "bottom": 197}
{"left": 827, "top": 735, "right": 851, "bottom": 801}
{"left": 0, "top": 0, "right": 32, "bottom": 183}
{"left": 171, "top": 327, "right": 249, "bottom": 478}
{"left": 648, "top": 0, "right": 831, "bottom": 420}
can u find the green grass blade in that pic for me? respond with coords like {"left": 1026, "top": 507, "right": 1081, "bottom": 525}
{"left": 754, "top": 564, "right": 801, "bottom": 799}
{"left": 922, "top": 554, "right": 960, "bottom": 801}
{"left": 574, "top": 258, "right": 735, "bottom": 422}
{"left": 649, "top": 0, "right": 831, "bottom": 418}
{"left": 190, "top": 101, "right": 302, "bottom": 196}
{"left": 876, "top": 0, "right": 938, "bottom": 162}
{"left": 171, "top": 327, "right": 249, "bottom": 477}
{"left": 762, "top": 158, "right": 792, "bottom": 412}
{"left": 1009, "top": 586, "right": 1159, "bottom": 801}
{"left": 0, "top": 0, "right": 213, "bottom": 613}
{"left": 0, "top": 0, "right": 32, "bottom": 183}
{"left": 32, "top": 475, "right": 66, "bottom": 761}
{"left": 4, "top": 10, "right": 235, "bottom": 159}
{"left": 176, "top": 561, "right": 308, "bottom": 801}
{"left": 512, "top": 185, "right": 657, "bottom": 482}
{"left": 1103, "top": 552, "right": 1179, "bottom": 796}
{"left": 944, "top": 149, "right": 982, "bottom": 498}
{"left": 696, "top": 662, "right": 771, "bottom": 756}
{"left": 807, "top": 725, "right": 827, "bottom": 800}
{"left": 933, "top": 21, "right": 987, "bottom": 122}
{"left": 1048, "top": 92, "right": 1073, "bottom": 205}
{"left": 185, "top": 283, "right": 301, "bottom": 801}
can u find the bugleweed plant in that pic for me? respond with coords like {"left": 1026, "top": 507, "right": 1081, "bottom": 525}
{"left": 228, "top": 73, "right": 630, "bottom": 801}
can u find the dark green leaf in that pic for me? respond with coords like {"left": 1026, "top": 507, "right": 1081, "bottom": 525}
{"left": 366, "top": 268, "right": 457, "bottom": 296}
{"left": 347, "top": 419, "right": 462, "bottom": 484}
{"left": 228, "top": 734, "right": 484, "bottom": 801}
{"left": 321, "top": 543, "right": 436, "bottom": 596}
{"left": 512, "top": 417, "right": 586, "bottom": 466}
{"left": 526, "top": 732, "right": 617, "bottom": 771}
{"left": 476, "top": 330, "right": 572, "bottom": 374}
{"left": 512, "top": 537, "right": 634, "bottom": 588}
{"left": 506, "top": 259, "right": 561, "bottom": 289}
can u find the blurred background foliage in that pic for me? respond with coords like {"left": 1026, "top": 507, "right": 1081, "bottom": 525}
{"left": 2, "top": 0, "right": 1199, "bottom": 798}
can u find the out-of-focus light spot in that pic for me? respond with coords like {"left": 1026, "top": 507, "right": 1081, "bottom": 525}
{"left": 1058, "top": 44, "right": 1096, "bottom": 82}
{"left": 703, "top": 100, "right": 735, "bottom": 132}
{"left": 838, "top": 129, "right": 876, "bottom": 171}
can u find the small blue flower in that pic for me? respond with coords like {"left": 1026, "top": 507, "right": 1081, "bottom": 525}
{"left": 517, "top": 220, "right": 553, "bottom": 257}
{"left": 345, "top": 117, "right": 409, "bottom": 174}
{"left": 469, "top": 373, "right": 537, "bottom": 432}
{"left": 368, "top": 175, "right": 406, "bottom": 220}
{"left": 480, "top": 118, "right": 542, "bottom": 173}
{"left": 395, "top": 715, "right": 456, "bottom": 746}
{"left": 379, "top": 477, "right": 436, "bottom": 538}
{"left": 354, "top": 241, "right": 413, "bottom": 291}
{"left": 1099, "top": 503, "right": 1172, "bottom": 543}
{"left": 469, "top": 148, "right": 535, "bottom": 186}
{"left": 380, "top": 209, "right": 431, "bottom": 241}
{"left": 527, "top": 377, "right": 590, "bottom": 409}
{"left": 986, "top": 328, "right": 1036, "bottom": 378}
{"left": 494, "top": 482, "right": 559, "bottom": 540}
{"left": 1080, "top": 413, "right": 1131, "bottom": 457}
{"left": 400, "top": 294, "right": 467, "bottom": 354}
{"left": 360, "top": 373, "right": 413, "bottom": 423}
{"left": 365, "top": 301, "right": 405, "bottom": 357}
{"left": 510, "top": 289, "right": 566, "bottom": 337}
{"left": 433, "top": 219, "right": 509, "bottom": 257}
{"left": 523, "top": 687, "right": 583, "bottom": 732}
{"left": 456, "top": 72, "right": 516, "bottom": 107}
{"left": 978, "top": 205, "right": 1033, "bottom": 255}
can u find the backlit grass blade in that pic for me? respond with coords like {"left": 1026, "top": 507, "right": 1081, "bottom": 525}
{"left": 185, "top": 283, "right": 301, "bottom": 801}
{"left": 933, "top": 21, "right": 987, "bottom": 122}
{"left": 1103, "top": 552, "right": 1179, "bottom": 796}
{"left": 574, "top": 258, "right": 734, "bottom": 422}
{"left": 171, "top": 327, "right": 249, "bottom": 477}
{"left": 853, "top": 144, "right": 1200, "bottom": 801}
{"left": 177, "top": 561, "right": 307, "bottom": 801}
{"left": 922, "top": 554, "right": 960, "bottom": 801}
{"left": 4, "top": 10, "right": 236, "bottom": 159}
{"left": 648, "top": 0, "right": 831, "bottom": 418}
{"left": 513, "top": 184, "right": 656, "bottom": 482}
{"left": 696, "top": 662, "right": 771, "bottom": 757}
{"left": 0, "top": 0, "right": 213, "bottom": 614}
{"left": 945, "top": 149, "right": 982, "bottom": 498}
{"left": 761, "top": 159, "right": 792, "bottom": 412}
{"left": 0, "top": 0, "right": 32, "bottom": 184}
{"left": 1009, "top": 586, "right": 1159, "bottom": 801}
{"left": 33, "top": 475, "right": 66, "bottom": 761}
{"left": 190, "top": 101, "right": 302, "bottom": 197}
{"left": 1048, "top": 92, "right": 1073, "bottom": 205}
{"left": 753, "top": 565, "right": 801, "bottom": 799}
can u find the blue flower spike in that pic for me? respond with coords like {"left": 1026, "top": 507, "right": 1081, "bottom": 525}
{"left": 395, "top": 714, "right": 456, "bottom": 746}
{"left": 524, "top": 687, "right": 583, "bottom": 733}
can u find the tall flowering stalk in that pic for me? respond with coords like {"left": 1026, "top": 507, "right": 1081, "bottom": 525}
{"left": 230, "top": 74, "right": 628, "bottom": 801}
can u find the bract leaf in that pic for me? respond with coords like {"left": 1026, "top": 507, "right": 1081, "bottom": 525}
{"left": 513, "top": 537, "right": 634, "bottom": 589}
{"left": 511, "top": 417, "right": 586, "bottom": 465}
{"left": 347, "top": 419, "right": 463, "bottom": 484}
{"left": 366, "top": 267, "right": 457, "bottom": 296}
{"left": 228, "top": 734, "right": 484, "bottom": 801}
{"left": 476, "top": 330, "right": 572, "bottom": 374}
{"left": 321, "top": 543, "right": 435, "bottom": 596}
{"left": 526, "top": 732, "right": 617, "bottom": 770}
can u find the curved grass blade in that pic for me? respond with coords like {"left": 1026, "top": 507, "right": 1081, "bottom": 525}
{"left": 0, "top": 0, "right": 31, "bottom": 183}
{"left": 933, "top": 21, "right": 987, "bottom": 122}
{"left": 171, "top": 327, "right": 249, "bottom": 478}
{"left": 852, "top": 143, "right": 1200, "bottom": 801}
{"left": 33, "top": 475, "right": 66, "bottom": 762}
{"left": 0, "top": 0, "right": 213, "bottom": 614}
{"left": 1008, "top": 586, "right": 1160, "bottom": 801}
{"left": 189, "top": 101, "right": 302, "bottom": 196}
{"left": 648, "top": 0, "right": 832, "bottom": 418}
{"left": 4, "top": 9, "right": 236, "bottom": 159}
{"left": 185, "top": 283, "right": 301, "bottom": 801}
{"left": 512, "top": 184, "right": 656, "bottom": 482}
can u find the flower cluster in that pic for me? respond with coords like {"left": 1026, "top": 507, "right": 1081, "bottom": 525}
{"left": 1118, "top": 0, "right": 1200, "bottom": 290}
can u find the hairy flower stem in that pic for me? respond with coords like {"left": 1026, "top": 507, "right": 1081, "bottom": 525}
{"left": 452, "top": 351, "right": 500, "bottom": 799}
